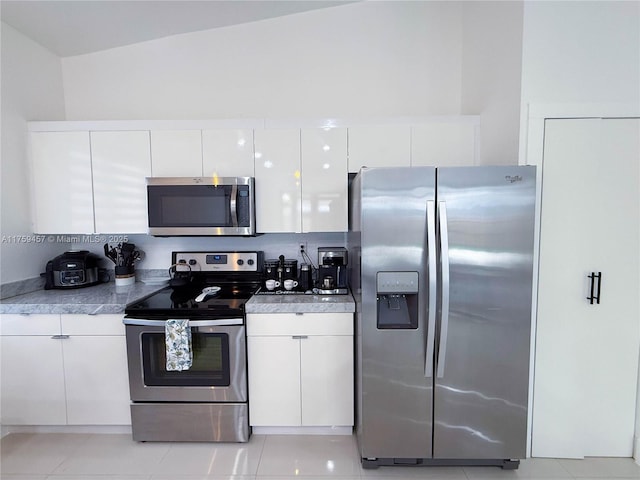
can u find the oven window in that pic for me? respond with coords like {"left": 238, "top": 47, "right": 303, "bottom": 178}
{"left": 141, "top": 331, "right": 231, "bottom": 386}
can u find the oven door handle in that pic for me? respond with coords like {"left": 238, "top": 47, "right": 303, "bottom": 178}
{"left": 123, "top": 318, "right": 244, "bottom": 327}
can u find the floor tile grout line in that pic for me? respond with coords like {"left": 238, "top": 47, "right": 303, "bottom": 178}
{"left": 254, "top": 434, "right": 268, "bottom": 478}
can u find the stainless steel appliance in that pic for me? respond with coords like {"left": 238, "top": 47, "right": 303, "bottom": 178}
{"left": 44, "top": 250, "right": 106, "bottom": 289}
{"left": 317, "top": 247, "right": 348, "bottom": 294}
{"left": 124, "top": 251, "right": 263, "bottom": 442}
{"left": 348, "top": 166, "right": 536, "bottom": 469}
{"left": 146, "top": 176, "right": 256, "bottom": 236}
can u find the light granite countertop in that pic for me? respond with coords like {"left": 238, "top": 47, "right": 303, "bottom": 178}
{"left": 245, "top": 292, "right": 355, "bottom": 314}
{"left": 1, "top": 278, "right": 356, "bottom": 316}
{"left": 0, "top": 281, "right": 167, "bottom": 315}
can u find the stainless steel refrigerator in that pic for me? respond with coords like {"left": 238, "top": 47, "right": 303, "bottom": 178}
{"left": 348, "top": 166, "right": 536, "bottom": 470}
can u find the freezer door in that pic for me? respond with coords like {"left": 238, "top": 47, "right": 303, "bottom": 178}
{"left": 357, "top": 166, "right": 436, "bottom": 460}
{"left": 433, "top": 166, "right": 536, "bottom": 459}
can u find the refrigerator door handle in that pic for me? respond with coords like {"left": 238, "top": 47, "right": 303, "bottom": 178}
{"left": 425, "top": 200, "right": 437, "bottom": 377}
{"left": 437, "top": 201, "right": 450, "bottom": 378}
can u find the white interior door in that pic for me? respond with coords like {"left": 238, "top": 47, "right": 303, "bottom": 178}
{"left": 533, "top": 118, "right": 640, "bottom": 458}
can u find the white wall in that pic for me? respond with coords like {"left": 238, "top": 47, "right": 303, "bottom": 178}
{"left": 520, "top": 1, "right": 640, "bottom": 118}
{"left": 0, "top": 23, "right": 67, "bottom": 284}
{"left": 461, "top": 1, "right": 523, "bottom": 165}
{"left": 61, "top": 2, "right": 464, "bottom": 120}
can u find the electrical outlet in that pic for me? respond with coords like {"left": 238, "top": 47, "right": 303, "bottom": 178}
{"left": 299, "top": 242, "right": 307, "bottom": 256}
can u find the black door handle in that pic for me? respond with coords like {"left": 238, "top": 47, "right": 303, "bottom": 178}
{"left": 587, "top": 272, "right": 602, "bottom": 305}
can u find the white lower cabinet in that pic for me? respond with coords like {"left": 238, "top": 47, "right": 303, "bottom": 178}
{"left": 246, "top": 313, "right": 354, "bottom": 428}
{"left": 0, "top": 314, "right": 131, "bottom": 426}
{"left": 1, "top": 324, "right": 67, "bottom": 425}
{"left": 247, "top": 335, "right": 302, "bottom": 426}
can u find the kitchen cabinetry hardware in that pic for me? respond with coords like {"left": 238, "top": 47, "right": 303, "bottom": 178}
{"left": 291, "top": 335, "right": 308, "bottom": 339}
{"left": 587, "top": 271, "right": 602, "bottom": 304}
{"left": 51, "top": 335, "right": 70, "bottom": 340}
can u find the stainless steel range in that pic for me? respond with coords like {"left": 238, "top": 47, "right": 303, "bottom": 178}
{"left": 123, "top": 251, "right": 263, "bottom": 442}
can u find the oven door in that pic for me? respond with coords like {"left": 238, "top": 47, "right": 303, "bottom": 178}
{"left": 124, "top": 317, "right": 246, "bottom": 403}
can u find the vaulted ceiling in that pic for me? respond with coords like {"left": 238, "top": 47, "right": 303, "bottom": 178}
{"left": 1, "top": 1, "right": 355, "bottom": 57}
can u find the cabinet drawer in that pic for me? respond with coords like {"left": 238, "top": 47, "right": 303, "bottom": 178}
{"left": 0, "top": 314, "right": 61, "bottom": 336}
{"left": 246, "top": 313, "right": 353, "bottom": 336}
{"left": 61, "top": 314, "right": 125, "bottom": 336}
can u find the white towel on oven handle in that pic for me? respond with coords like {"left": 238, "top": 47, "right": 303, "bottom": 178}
{"left": 165, "top": 319, "right": 193, "bottom": 371}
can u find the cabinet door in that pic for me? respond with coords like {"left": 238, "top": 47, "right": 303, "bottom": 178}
{"left": 301, "top": 128, "right": 348, "bottom": 232}
{"left": 411, "top": 123, "right": 477, "bottom": 167}
{"left": 247, "top": 336, "right": 301, "bottom": 426}
{"left": 203, "top": 129, "right": 254, "bottom": 177}
{"left": 63, "top": 335, "right": 131, "bottom": 425}
{"left": 533, "top": 118, "right": 640, "bottom": 457}
{"left": 91, "top": 131, "right": 151, "bottom": 233}
{"left": 348, "top": 126, "right": 411, "bottom": 172}
{"left": 150, "top": 130, "right": 202, "bottom": 177}
{"left": 300, "top": 335, "right": 354, "bottom": 426}
{"left": 30, "top": 131, "right": 94, "bottom": 233}
{"left": 254, "top": 129, "right": 302, "bottom": 233}
{"left": 1, "top": 336, "right": 66, "bottom": 425}
{"left": 61, "top": 315, "right": 129, "bottom": 425}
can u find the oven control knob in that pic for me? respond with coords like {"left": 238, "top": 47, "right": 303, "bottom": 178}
{"left": 247, "top": 259, "right": 254, "bottom": 266}
{"left": 178, "top": 259, "right": 186, "bottom": 264}
{"left": 237, "top": 259, "right": 244, "bottom": 266}
{"left": 188, "top": 259, "right": 197, "bottom": 266}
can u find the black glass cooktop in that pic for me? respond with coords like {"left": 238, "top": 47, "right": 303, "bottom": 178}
{"left": 125, "top": 281, "right": 260, "bottom": 319}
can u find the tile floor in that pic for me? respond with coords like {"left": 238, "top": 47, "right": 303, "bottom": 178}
{"left": 1, "top": 432, "right": 640, "bottom": 480}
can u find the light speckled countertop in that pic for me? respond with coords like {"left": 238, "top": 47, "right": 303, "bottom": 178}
{"left": 245, "top": 292, "right": 355, "bottom": 313}
{"left": 0, "top": 281, "right": 167, "bottom": 315}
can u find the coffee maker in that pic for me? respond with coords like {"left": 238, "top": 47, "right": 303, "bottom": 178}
{"left": 317, "top": 247, "right": 349, "bottom": 294}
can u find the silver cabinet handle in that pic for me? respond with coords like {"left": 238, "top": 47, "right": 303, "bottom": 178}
{"left": 292, "top": 335, "right": 308, "bottom": 339}
{"left": 437, "top": 201, "right": 450, "bottom": 379}
{"left": 51, "top": 335, "right": 70, "bottom": 339}
{"left": 425, "top": 200, "right": 437, "bottom": 378}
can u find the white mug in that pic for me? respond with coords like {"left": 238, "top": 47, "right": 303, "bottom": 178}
{"left": 265, "top": 279, "right": 280, "bottom": 291}
{"left": 284, "top": 279, "right": 298, "bottom": 291}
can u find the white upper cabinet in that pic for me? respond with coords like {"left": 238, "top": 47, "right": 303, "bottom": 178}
{"left": 348, "top": 126, "right": 411, "bottom": 172}
{"left": 150, "top": 129, "right": 254, "bottom": 178}
{"left": 411, "top": 123, "right": 478, "bottom": 167}
{"left": 150, "top": 130, "right": 203, "bottom": 177}
{"left": 203, "top": 129, "right": 255, "bottom": 177}
{"left": 91, "top": 131, "right": 151, "bottom": 234}
{"left": 301, "top": 128, "right": 348, "bottom": 232}
{"left": 30, "top": 131, "right": 94, "bottom": 234}
{"left": 254, "top": 129, "right": 302, "bottom": 233}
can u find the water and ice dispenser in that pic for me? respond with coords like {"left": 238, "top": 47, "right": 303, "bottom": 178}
{"left": 376, "top": 272, "right": 419, "bottom": 329}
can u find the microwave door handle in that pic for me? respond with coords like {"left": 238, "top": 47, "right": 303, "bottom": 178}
{"left": 230, "top": 184, "right": 239, "bottom": 227}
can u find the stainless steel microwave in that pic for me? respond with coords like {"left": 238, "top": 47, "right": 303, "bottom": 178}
{"left": 146, "top": 177, "right": 256, "bottom": 236}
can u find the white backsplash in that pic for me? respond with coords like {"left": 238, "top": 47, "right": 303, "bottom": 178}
{"left": 71, "top": 232, "right": 347, "bottom": 272}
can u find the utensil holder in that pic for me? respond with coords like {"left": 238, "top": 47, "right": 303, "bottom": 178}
{"left": 115, "top": 266, "right": 135, "bottom": 286}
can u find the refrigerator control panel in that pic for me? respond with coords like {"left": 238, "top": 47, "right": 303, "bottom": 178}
{"left": 376, "top": 271, "right": 419, "bottom": 294}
